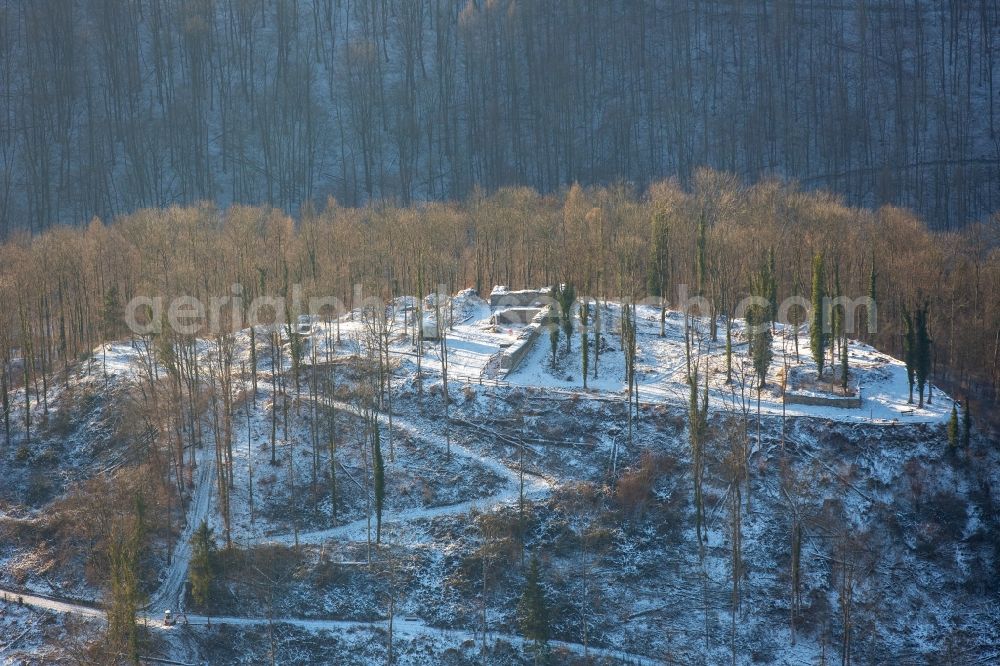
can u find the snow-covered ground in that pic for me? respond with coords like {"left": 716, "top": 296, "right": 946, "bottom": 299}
{"left": 304, "top": 294, "right": 952, "bottom": 424}
{"left": 1, "top": 289, "right": 986, "bottom": 665}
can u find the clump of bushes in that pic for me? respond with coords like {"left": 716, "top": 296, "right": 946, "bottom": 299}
{"left": 614, "top": 451, "right": 675, "bottom": 519}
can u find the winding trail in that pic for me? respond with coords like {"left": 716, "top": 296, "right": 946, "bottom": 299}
{"left": 1, "top": 391, "right": 607, "bottom": 662}
{"left": 269, "top": 397, "right": 553, "bottom": 546}
{"left": 145, "top": 440, "right": 217, "bottom": 615}
{"left": 0, "top": 589, "right": 658, "bottom": 665}
{"left": 0, "top": 589, "right": 103, "bottom": 619}
{"left": 0, "top": 368, "right": 659, "bottom": 665}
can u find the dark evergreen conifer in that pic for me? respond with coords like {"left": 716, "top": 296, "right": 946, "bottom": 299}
{"left": 518, "top": 555, "right": 550, "bottom": 660}
{"left": 915, "top": 303, "right": 931, "bottom": 408}
{"left": 810, "top": 253, "right": 825, "bottom": 380}
{"left": 902, "top": 310, "right": 916, "bottom": 404}
{"left": 947, "top": 404, "right": 959, "bottom": 448}
{"left": 961, "top": 399, "right": 972, "bottom": 448}
{"left": 189, "top": 520, "right": 217, "bottom": 621}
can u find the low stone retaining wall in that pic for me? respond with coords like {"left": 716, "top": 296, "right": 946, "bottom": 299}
{"left": 781, "top": 365, "right": 863, "bottom": 409}
{"left": 499, "top": 306, "right": 554, "bottom": 372}
{"left": 783, "top": 388, "right": 862, "bottom": 409}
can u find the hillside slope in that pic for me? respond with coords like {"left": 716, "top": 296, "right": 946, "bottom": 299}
{"left": 0, "top": 298, "right": 997, "bottom": 664}
{"left": 2, "top": 0, "right": 997, "bottom": 234}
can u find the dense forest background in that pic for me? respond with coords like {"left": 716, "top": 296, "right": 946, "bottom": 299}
{"left": 1, "top": 0, "right": 998, "bottom": 236}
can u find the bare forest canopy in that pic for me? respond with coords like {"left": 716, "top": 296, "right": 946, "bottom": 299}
{"left": 1, "top": 176, "right": 999, "bottom": 412}
{"left": 1, "top": 0, "right": 999, "bottom": 237}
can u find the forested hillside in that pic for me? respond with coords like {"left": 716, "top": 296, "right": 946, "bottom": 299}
{"left": 1, "top": 0, "right": 998, "bottom": 235}
{"left": 2, "top": 178, "right": 999, "bottom": 424}
{"left": 2, "top": 182, "right": 999, "bottom": 663}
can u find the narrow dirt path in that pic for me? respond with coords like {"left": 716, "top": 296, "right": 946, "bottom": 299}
{"left": 0, "top": 589, "right": 658, "bottom": 665}
{"left": 146, "top": 440, "right": 217, "bottom": 615}
{"left": 2, "top": 379, "right": 664, "bottom": 662}
{"left": 268, "top": 396, "right": 552, "bottom": 546}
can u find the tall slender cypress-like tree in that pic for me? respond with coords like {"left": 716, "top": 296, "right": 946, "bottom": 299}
{"left": 947, "top": 404, "right": 959, "bottom": 448}
{"left": 810, "top": 253, "right": 825, "bottom": 380}
{"left": 749, "top": 259, "right": 775, "bottom": 388}
{"left": 101, "top": 285, "right": 120, "bottom": 379}
{"left": 902, "top": 310, "right": 916, "bottom": 404}
{"left": 107, "top": 494, "right": 147, "bottom": 661}
{"left": 948, "top": 403, "right": 958, "bottom": 451}
{"left": 648, "top": 211, "right": 670, "bottom": 337}
{"left": 790, "top": 273, "right": 803, "bottom": 360}
{"left": 189, "top": 520, "right": 217, "bottom": 619}
{"left": 556, "top": 283, "right": 576, "bottom": 354}
{"left": 689, "top": 362, "right": 709, "bottom": 544}
{"left": 841, "top": 331, "right": 849, "bottom": 390}
{"left": 373, "top": 418, "right": 385, "bottom": 545}
{"left": 867, "top": 254, "right": 878, "bottom": 339}
{"left": 549, "top": 321, "right": 559, "bottom": 369}
{"left": 767, "top": 248, "right": 778, "bottom": 329}
{"left": 831, "top": 262, "right": 843, "bottom": 372}
{"left": 961, "top": 399, "right": 972, "bottom": 448}
{"left": 518, "top": 555, "right": 550, "bottom": 660}
{"left": 696, "top": 214, "right": 708, "bottom": 298}
{"left": 579, "top": 300, "right": 589, "bottom": 389}
{"left": 750, "top": 313, "right": 773, "bottom": 390}
{"left": 725, "top": 314, "right": 733, "bottom": 384}
{"left": 915, "top": 303, "right": 931, "bottom": 408}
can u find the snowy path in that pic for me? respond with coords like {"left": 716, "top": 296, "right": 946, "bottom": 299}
{"left": 0, "top": 588, "right": 658, "bottom": 665}
{"left": 146, "top": 439, "right": 217, "bottom": 615}
{"left": 0, "top": 589, "right": 104, "bottom": 619}
{"left": 268, "top": 397, "right": 553, "bottom": 546}
{"left": 4, "top": 382, "right": 565, "bottom": 661}
{"left": 3, "top": 335, "right": 668, "bottom": 663}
